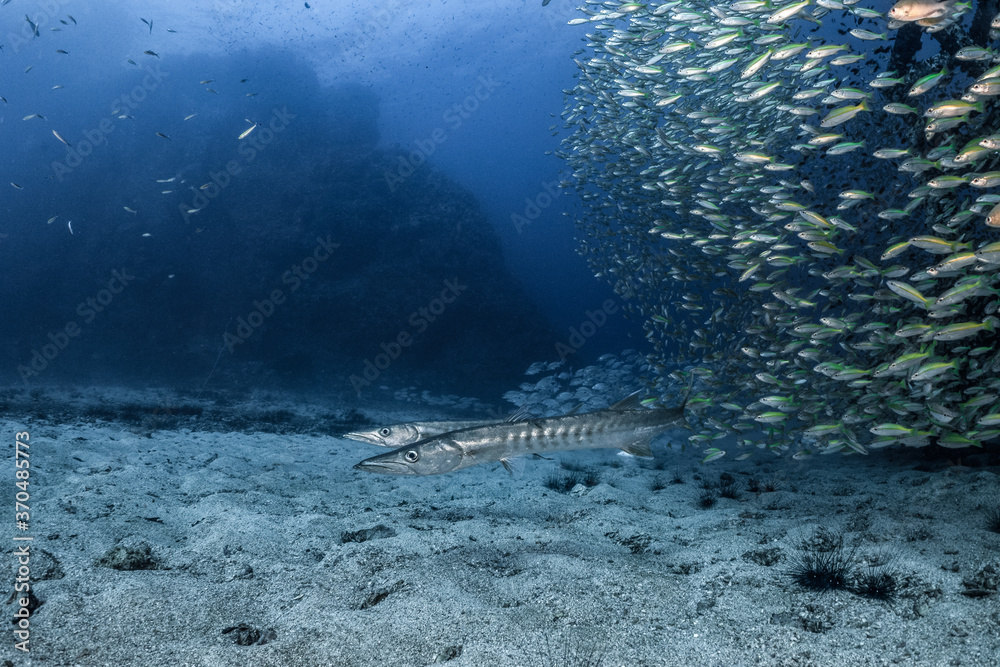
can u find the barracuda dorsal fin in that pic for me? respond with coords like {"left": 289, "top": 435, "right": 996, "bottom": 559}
{"left": 505, "top": 405, "right": 532, "bottom": 423}
{"left": 621, "top": 437, "right": 653, "bottom": 458}
{"left": 504, "top": 403, "right": 581, "bottom": 424}
{"left": 609, "top": 390, "right": 645, "bottom": 411}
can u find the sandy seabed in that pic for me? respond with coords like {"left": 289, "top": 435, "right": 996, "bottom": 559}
{"left": 2, "top": 385, "right": 999, "bottom": 667}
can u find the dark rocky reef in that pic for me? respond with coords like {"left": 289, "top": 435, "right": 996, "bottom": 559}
{"left": 0, "top": 48, "right": 553, "bottom": 398}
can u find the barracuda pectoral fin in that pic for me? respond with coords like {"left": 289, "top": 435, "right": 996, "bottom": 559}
{"left": 621, "top": 438, "right": 653, "bottom": 458}
{"left": 500, "top": 457, "right": 526, "bottom": 477}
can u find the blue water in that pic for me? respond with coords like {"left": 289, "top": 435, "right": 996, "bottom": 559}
{"left": 1, "top": 0, "right": 643, "bottom": 400}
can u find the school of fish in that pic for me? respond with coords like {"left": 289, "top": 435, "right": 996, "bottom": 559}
{"left": 557, "top": 0, "right": 1000, "bottom": 460}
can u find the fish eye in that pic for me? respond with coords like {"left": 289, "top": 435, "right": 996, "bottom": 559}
{"left": 404, "top": 450, "right": 419, "bottom": 463}
{"left": 379, "top": 428, "right": 391, "bottom": 437}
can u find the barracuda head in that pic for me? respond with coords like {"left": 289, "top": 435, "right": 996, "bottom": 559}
{"left": 343, "top": 424, "right": 420, "bottom": 448}
{"left": 353, "top": 437, "right": 464, "bottom": 476}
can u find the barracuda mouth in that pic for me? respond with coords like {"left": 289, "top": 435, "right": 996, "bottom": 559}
{"left": 343, "top": 431, "right": 381, "bottom": 445}
{"left": 352, "top": 457, "right": 414, "bottom": 475}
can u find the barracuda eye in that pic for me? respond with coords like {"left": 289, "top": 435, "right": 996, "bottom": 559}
{"left": 379, "top": 428, "right": 391, "bottom": 437}
{"left": 404, "top": 450, "right": 419, "bottom": 463}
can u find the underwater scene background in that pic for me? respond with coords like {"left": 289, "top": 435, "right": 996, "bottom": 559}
{"left": 1, "top": 0, "right": 999, "bottom": 665}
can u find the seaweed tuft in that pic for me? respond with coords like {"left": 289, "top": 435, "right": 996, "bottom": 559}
{"left": 986, "top": 506, "right": 1000, "bottom": 534}
{"left": 545, "top": 470, "right": 600, "bottom": 494}
{"left": 787, "top": 530, "right": 856, "bottom": 593}
{"left": 719, "top": 473, "right": 741, "bottom": 500}
{"left": 852, "top": 562, "right": 900, "bottom": 603}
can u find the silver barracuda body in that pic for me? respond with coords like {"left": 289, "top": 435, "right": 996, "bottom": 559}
{"left": 353, "top": 391, "right": 689, "bottom": 476}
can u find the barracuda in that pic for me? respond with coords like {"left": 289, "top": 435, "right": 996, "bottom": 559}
{"left": 353, "top": 390, "right": 691, "bottom": 476}
{"left": 343, "top": 406, "right": 533, "bottom": 448}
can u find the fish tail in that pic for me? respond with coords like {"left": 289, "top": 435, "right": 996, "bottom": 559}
{"left": 680, "top": 372, "right": 696, "bottom": 412}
